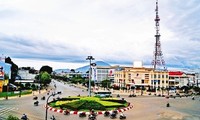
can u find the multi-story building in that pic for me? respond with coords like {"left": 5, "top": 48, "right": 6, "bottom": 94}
{"left": 168, "top": 71, "right": 196, "bottom": 88}
{"left": 114, "top": 61, "right": 169, "bottom": 91}
{"left": 95, "top": 66, "right": 118, "bottom": 83}
{"left": 195, "top": 72, "right": 200, "bottom": 87}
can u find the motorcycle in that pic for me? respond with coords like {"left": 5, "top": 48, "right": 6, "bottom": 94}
{"left": 21, "top": 114, "right": 28, "bottom": 120}
{"left": 50, "top": 115, "right": 56, "bottom": 120}
{"left": 64, "top": 110, "right": 70, "bottom": 115}
{"left": 33, "top": 96, "right": 38, "bottom": 100}
{"left": 34, "top": 101, "right": 39, "bottom": 106}
{"left": 104, "top": 111, "right": 110, "bottom": 117}
{"left": 41, "top": 96, "right": 45, "bottom": 100}
{"left": 88, "top": 114, "right": 97, "bottom": 120}
{"left": 110, "top": 112, "right": 117, "bottom": 119}
{"left": 119, "top": 113, "right": 126, "bottom": 119}
{"left": 79, "top": 112, "right": 86, "bottom": 117}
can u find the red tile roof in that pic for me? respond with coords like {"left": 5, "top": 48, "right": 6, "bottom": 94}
{"left": 169, "top": 71, "right": 183, "bottom": 76}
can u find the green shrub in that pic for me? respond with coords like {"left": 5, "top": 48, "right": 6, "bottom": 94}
{"left": 49, "top": 96, "right": 128, "bottom": 111}
{"left": 6, "top": 115, "right": 20, "bottom": 120}
{"left": 78, "top": 100, "right": 105, "bottom": 111}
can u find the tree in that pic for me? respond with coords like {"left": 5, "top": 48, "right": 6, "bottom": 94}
{"left": 101, "top": 79, "right": 111, "bottom": 88}
{"left": 40, "top": 72, "right": 51, "bottom": 86}
{"left": 70, "top": 69, "right": 75, "bottom": 73}
{"left": 39, "top": 65, "right": 52, "bottom": 74}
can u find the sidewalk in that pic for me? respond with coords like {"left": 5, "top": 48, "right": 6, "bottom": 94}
{"left": 0, "top": 89, "right": 47, "bottom": 100}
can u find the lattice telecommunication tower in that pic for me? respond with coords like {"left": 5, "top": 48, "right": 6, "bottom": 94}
{"left": 152, "top": 0, "right": 165, "bottom": 70}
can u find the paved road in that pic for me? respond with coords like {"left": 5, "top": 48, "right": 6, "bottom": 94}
{"left": 0, "top": 80, "right": 88, "bottom": 120}
{"left": 2, "top": 80, "right": 199, "bottom": 120}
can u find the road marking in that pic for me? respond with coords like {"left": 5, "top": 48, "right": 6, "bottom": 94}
{"left": 0, "top": 107, "right": 17, "bottom": 118}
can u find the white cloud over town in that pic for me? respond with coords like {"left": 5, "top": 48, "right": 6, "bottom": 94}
{"left": 0, "top": 0, "right": 200, "bottom": 70}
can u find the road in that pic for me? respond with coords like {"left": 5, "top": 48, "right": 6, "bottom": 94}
{"left": 0, "top": 80, "right": 88, "bottom": 120}
{"left": 1, "top": 80, "right": 199, "bottom": 120}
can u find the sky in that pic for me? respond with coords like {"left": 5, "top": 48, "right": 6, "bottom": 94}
{"left": 0, "top": 0, "right": 200, "bottom": 70}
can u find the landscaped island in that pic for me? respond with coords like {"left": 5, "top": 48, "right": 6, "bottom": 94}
{"left": 49, "top": 96, "right": 129, "bottom": 111}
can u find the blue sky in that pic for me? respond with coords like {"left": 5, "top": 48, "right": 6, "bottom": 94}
{"left": 0, "top": 0, "right": 200, "bottom": 70}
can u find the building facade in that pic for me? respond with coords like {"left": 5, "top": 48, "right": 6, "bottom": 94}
{"left": 114, "top": 66, "right": 169, "bottom": 90}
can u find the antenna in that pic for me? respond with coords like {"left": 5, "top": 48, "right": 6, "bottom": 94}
{"left": 152, "top": 0, "right": 165, "bottom": 70}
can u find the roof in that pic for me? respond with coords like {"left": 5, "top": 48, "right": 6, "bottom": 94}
{"left": 169, "top": 71, "right": 184, "bottom": 76}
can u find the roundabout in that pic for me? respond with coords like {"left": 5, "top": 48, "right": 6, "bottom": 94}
{"left": 45, "top": 104, "right": 133, "bottom": 115}
{"left": 45, "top": 96, "right": 133, "bottom": 116}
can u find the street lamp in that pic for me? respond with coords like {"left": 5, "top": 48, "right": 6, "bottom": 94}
{"left": 45, "top": 91, "right": 61, "bottom": 120}
{"left": 86, "top": 56, "right": 95, "bottom": 97}
{"left": 19, "top": 79, "right": 21, "bottom": 97}
{"left": 39, "top": 74, "right": 41, "bottom": 94}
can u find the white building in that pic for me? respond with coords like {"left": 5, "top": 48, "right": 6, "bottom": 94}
{"left": 18, "top": 70, "right": 36, "bottom": 80}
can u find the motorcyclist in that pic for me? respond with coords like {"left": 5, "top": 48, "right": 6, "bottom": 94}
{"left": 88, "top": 109, "right": 97, "bottom": 120}
{"left": 50, "top": 115, "right": 56, "bottom": 120}
{"left": 110, "top": 110, "right": 117, "bottom": 119}
{"left": 21, "top": 114, "right": 28, "bottom": 120}
{"left": 120, "top": 112, "right": 125, "bottom": 117}
{"left": 119, "top": 112, "right": 126, "bottom": 119}
{"left": 64, "top": 109, "right": 70, "bottom": 115}
{"left": 104, "top": 110, "right": 110, "bottom": 116}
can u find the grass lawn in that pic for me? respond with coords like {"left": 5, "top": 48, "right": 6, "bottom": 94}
{"left": 0, "top": 90, "right": 32, "bottom": 98}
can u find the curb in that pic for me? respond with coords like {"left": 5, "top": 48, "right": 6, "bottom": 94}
{"left": 45, "top": 104, "right": 133, "bottom": 115}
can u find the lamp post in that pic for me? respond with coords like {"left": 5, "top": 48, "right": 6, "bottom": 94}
{"left": 45, "top": 92, "right": 61, "bottom": 120}
{"left": 19, "top": 79, "right": 21, "bottom": 97}
{"left": 86, "top": 56, "right": 95, "bottom": 97}
{"left": 39, "top": 74, "right": 41, "bottom": 94}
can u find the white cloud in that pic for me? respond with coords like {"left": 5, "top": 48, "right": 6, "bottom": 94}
{"left": 0, "top": 0, "right": 200, "bottom": 69}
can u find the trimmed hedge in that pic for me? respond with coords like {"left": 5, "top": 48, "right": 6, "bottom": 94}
{"left": 49, "top": 96, "right": 128, "bottom": 111}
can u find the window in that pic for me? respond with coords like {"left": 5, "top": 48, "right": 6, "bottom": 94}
{"left": 154, "top": 74, "right": 157, "bottom": 78}
{"left": 166, "top": 75, "right": 168, "bottom": 78}
{"left": 141, "top": 79, "right": 144, "bottom": 84}
{"left": 158, "top": 74, "right": 160, "bottom": 78}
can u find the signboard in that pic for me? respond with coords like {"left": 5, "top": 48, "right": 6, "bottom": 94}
{"left": 4, "top": 63, "right": 11, "bottom": 85}
{"left": 91, "top": 65, "right": 97, "bottom": 81}
{"left": 0, "top": 61, "right": 5, "bottom": 80}
{"left": 108, "top": 69, "right": 115, "bottom": 77}
{"left": 0, "top": 81, "right": 4, "bottom": 92}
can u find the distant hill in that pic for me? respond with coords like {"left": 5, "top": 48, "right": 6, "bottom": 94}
{"left": 54, "top": 68, "right": 70, "bottom": 73}
{"left": 54, "top": 61, "right": 110, "bottom": 74}
{"left": 76, "top": 61, "right": 110, "bottom": 73}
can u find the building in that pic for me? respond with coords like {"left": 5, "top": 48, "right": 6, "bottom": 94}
{"left": 95, "top": 66, "right": 118, "bottom": 83}
{"left": 114, "top": 61, "right": 169, "bottom": 91}
{"left": 195, "top": 72, "right": 200, "bottom": 87}
{"left": 168, "top": 71, "right": 196, "bottom": 88}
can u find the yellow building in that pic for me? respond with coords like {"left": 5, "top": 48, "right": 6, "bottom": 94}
{"left": 114, "top": 63, "right": 169, "bottom": 91}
